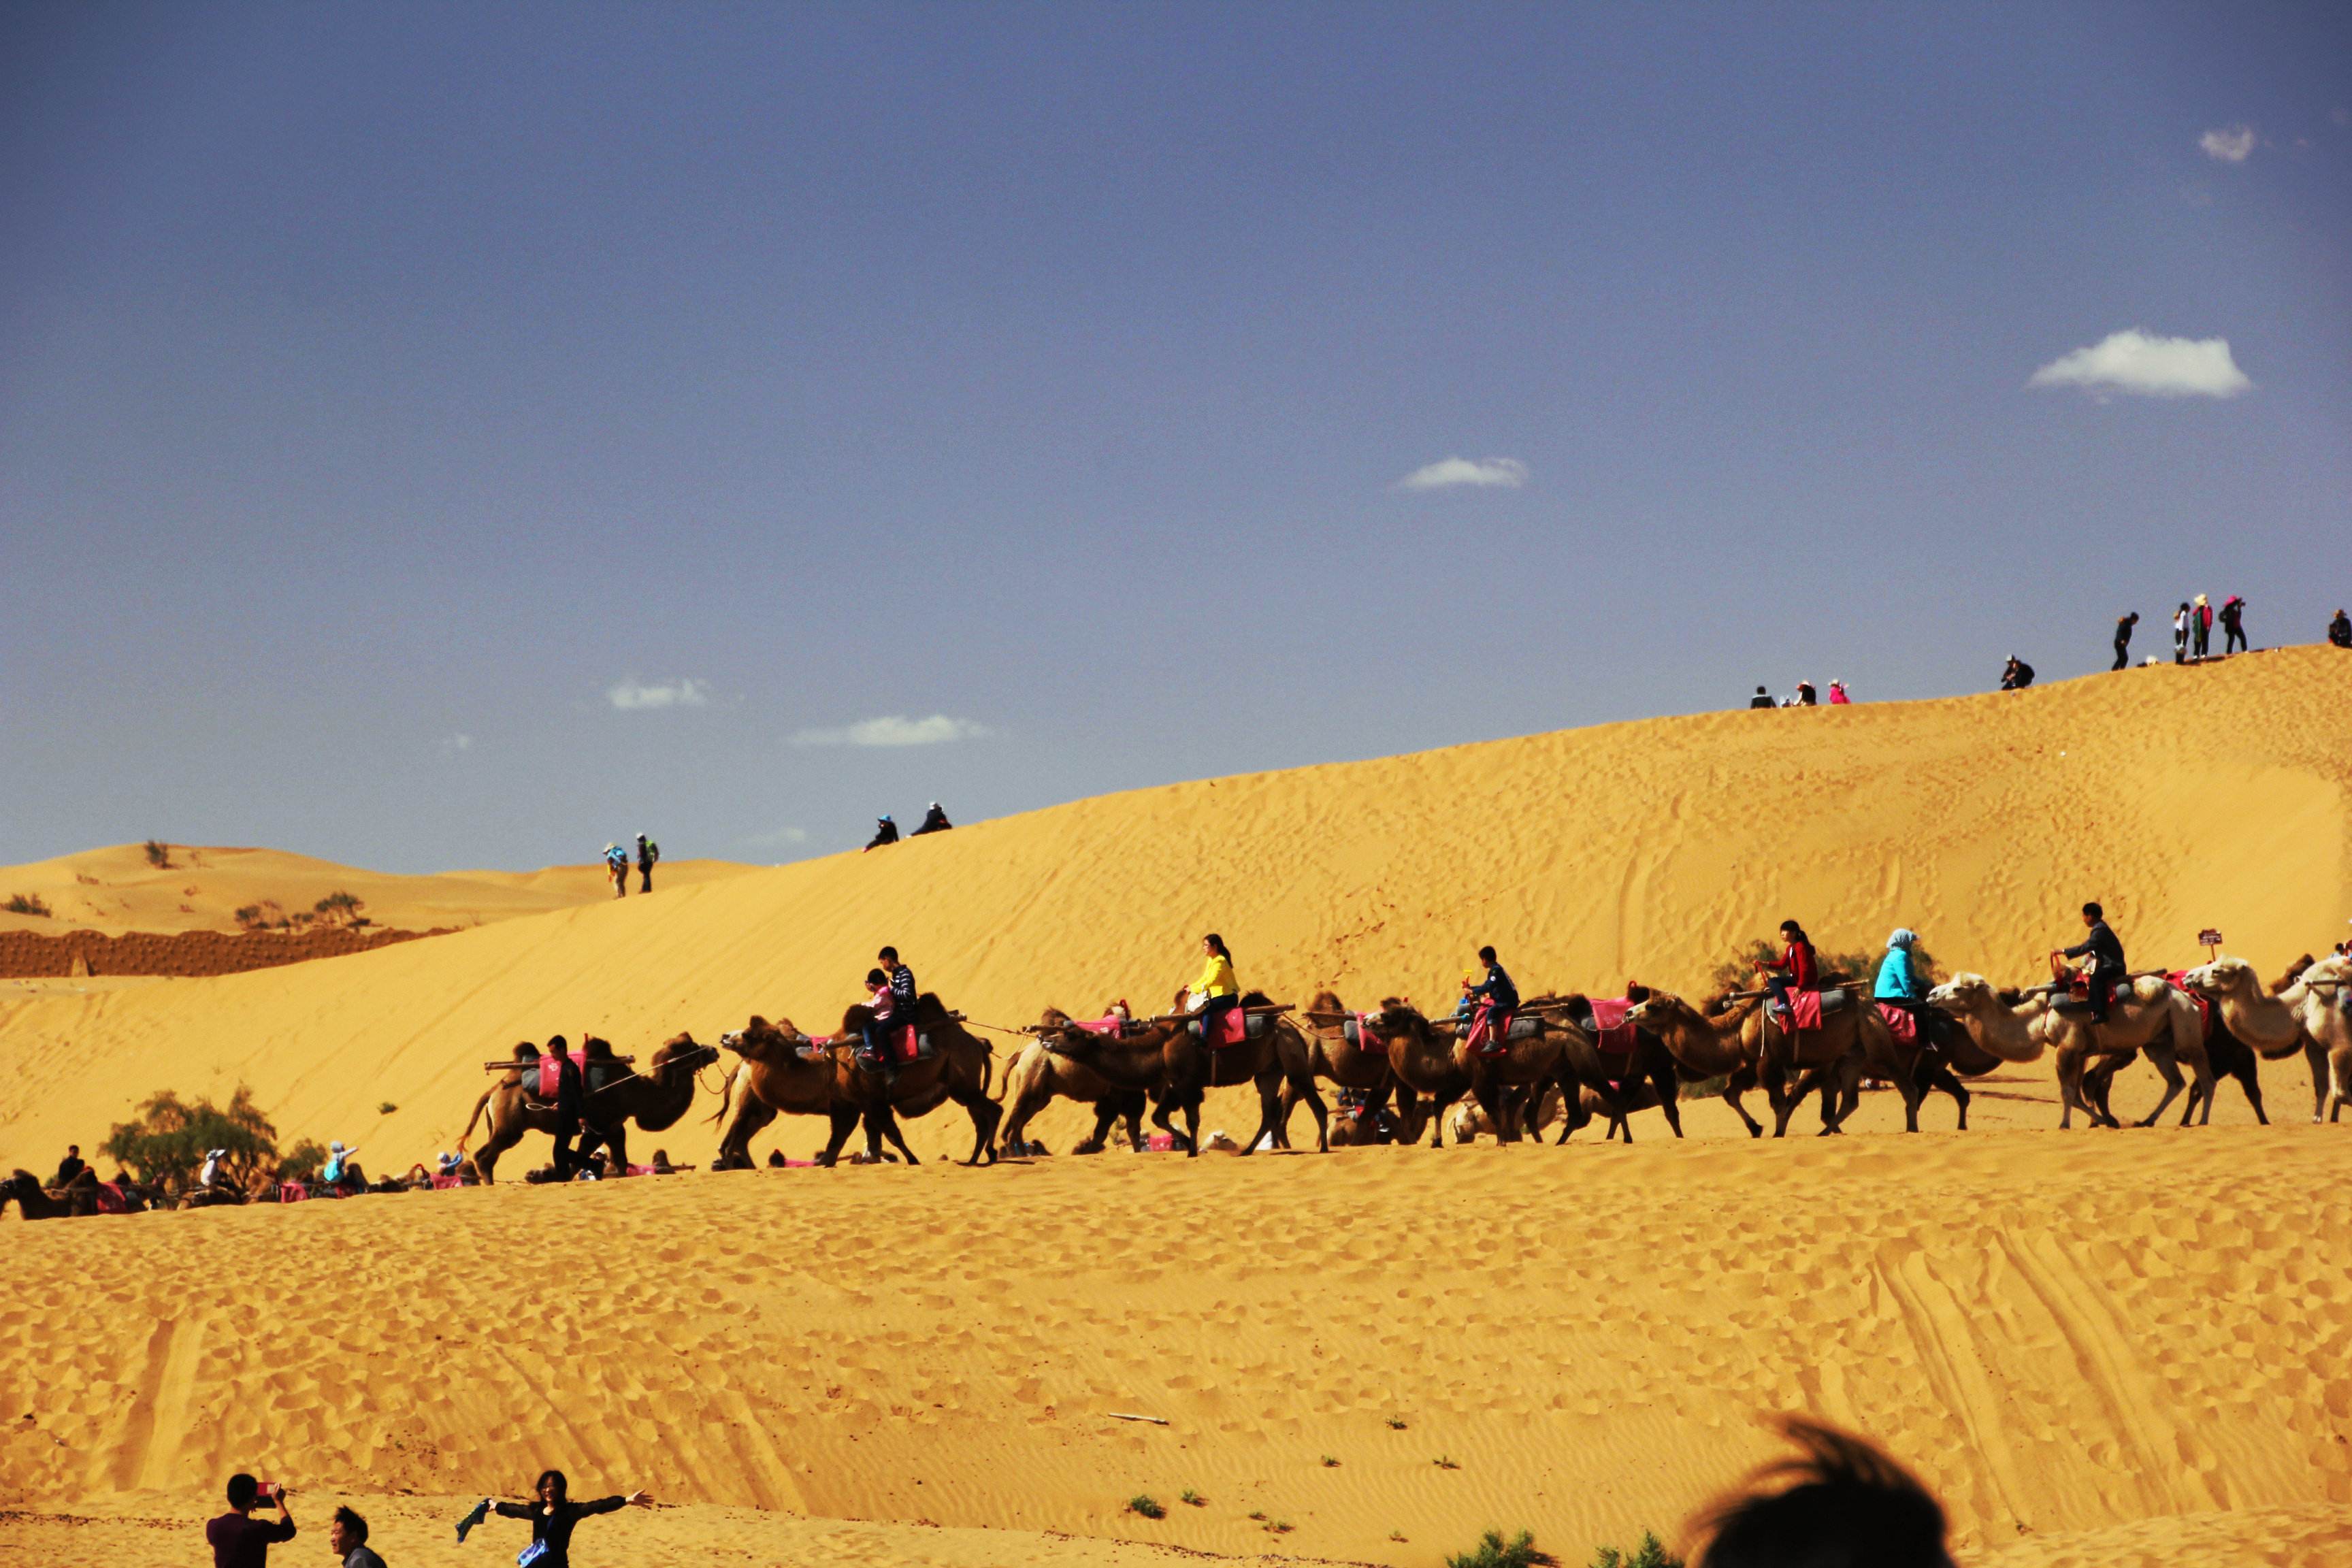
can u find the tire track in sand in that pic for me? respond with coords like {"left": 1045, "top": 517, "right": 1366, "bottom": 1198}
{"left": 94, "top": 1309, "right": 210, "bottom": 1492}
{"left": 1872, "top": 1241, "right": 2036, "bottom": 1533}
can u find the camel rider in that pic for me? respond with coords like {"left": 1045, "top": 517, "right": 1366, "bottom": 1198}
{"left": 1189, "top": 933, "right": 1241, "bottom": 1043}
{"left": 1754, "top": 919, "right": 1819, "bottom": 1021}
{"left": 1875, "top": 929, "right": 1931, "bottom": 1039}
{"left": 857, "top": 967, "right": 899, "bottom": 1074}
{"left": 2054, "top": 901, "right": 2126, "bottom": 1025}
{"left": 878, "top": 946, "right": 918, "bottom": 1015}
{"left": 1464, "top": 945, "right": 1519, "bottom": 1051}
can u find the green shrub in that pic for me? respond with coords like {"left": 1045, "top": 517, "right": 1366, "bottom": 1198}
{"left": 1127, "top": 1495, "right": 1164, "bottom": 1520}
{"left": 102, "top": 1086, "right": 278, "bottom": 1189}
{"left": 2, "top": 893, "right": 49, "bottom": 916}
{"left": 278, "top": 1138, "right": 328, "bottom": 1184}
{"left": 1590, "top": 1532, "right": 1682, "bottom": 1568}
{"left": 143, "top": 840, "right": 171, "bottom": 868}
{"left": 314, "top": 890, "right": 368, "bottom": 927}
{"left": 377, "top": 1101, "right": 398, "bottom": 1115}
{"left": 1447, "top": 1528, "right": 1547, "bottom": 1568}
{"left": 1179, "top": 1489, "right": 1203, "bottom": 1507}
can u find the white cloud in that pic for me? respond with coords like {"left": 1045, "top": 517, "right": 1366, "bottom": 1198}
{"left": 2027, "top": 329, "right": 2252, "bottom": 399}
{"left": 607, "top": 678, "right": 711, "bottom": 711}
{"left": 2198, "top": 125, "right": 2256, "bottom": 163}
{"left": 1394, "top": 456, "right": 1529, "bottom": 491}
{"left": 738, "top": 826, "right": 809, "bottom": 848}
{"left": 440, "top": 734, "right": 473, "bottom": 753}
{"left": 790, "top": 714, "right": 992, "bottom": 748}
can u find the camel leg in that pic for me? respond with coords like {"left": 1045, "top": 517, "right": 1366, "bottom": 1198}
{"left": 1288, "top": 1066, "right": 1330, "bottom": 1154}
{"left": 953, "top": 1087, "right": 1002, "bottom": 1166}
{"left": 2308, "top": 1040, "right": 2331, "bottom": 1123}
{"left": 2234, "top": 1058, "right": 2267, "bottom": 1126}
{"left": 1921, "top": 1058, "right": 1969, "bottom": 1130}
{"left": 1720, "top": 1066, "right": 1765, "bottom": 1139}
{"left": 869, "top": 1107, "right": 921, "bottom": 1165}
{"left": 1431, "top": 1092, "right": 1459, "bottom": 1147}
{"left": 1765, "top": 1060, "right": 1800, "bottom": 1139}
{"left": 473, "top": 1114, "right": 530, "bottom": 1183}
{"left": 1652, "top": 1054, "right": 1685, "bottom": 1140}
{"left": 817, "top": 1107, "right": 862, "bottom": 1166}
{"left": 2136, "top": 1045, "right": 2187, "bottom": 1128}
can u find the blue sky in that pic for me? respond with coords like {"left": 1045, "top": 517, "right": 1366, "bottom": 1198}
{"left": 3, "top": 3, "right": 2346, "bottom": 871}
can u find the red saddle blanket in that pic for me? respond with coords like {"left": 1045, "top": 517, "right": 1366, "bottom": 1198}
{"left": 1465, "top": 1004, "right": 1515, "bottom": 1056}
{"left": 892, "top": 1024, "right": 922, "bottom": 1064}
{"left": 1776, "top": 989, "right": 1824, "bottom": 1032}
{"left": 1211, "top": 1008, "right": 1251, "bottom": 1047}
{"left": 1588, "top": 998, "right": 1636, "bottom": 1056}
{"left": 1877, "top": 1001, "right": 1917, "bottom": 1046}
{"left": 429, "top": 1174, "right": 463, "bottom": 1191}
{"left": 2165, "top": 972, "right": 2215, "bottom": 1041}
{"left": 536, "top": 1050, "right": 587, "bottom": 1098}
{"left": 93, "top": 1181, "right": 130, "bottom": 1214}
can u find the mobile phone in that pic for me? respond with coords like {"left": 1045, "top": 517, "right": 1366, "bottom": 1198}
{"left": 255, "top": 1482, "right": 282, "bottom": 1505}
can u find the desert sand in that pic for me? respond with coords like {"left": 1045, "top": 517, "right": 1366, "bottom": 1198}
{"left": 3, "top": 649, "right": 2351, "bottom": 1566}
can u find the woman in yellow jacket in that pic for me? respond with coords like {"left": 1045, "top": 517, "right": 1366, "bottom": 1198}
{"left": 1188, "top": 932, "right": 1241, "bottom": 1043}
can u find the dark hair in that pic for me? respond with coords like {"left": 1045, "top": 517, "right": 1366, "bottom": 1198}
{"left": 536, "top": 1469, "right": 568, "bottom": 1502}
{"left": 1693, "top": 1416, "right": 1951, "bottom": 1568}
{"left": 879, "top": 946, "right": 899, "bottom": 962}
{"left": 1477, "top": 945, "right": 1497, "bottom": 964}
{"left": 225, "top": 1473, "right": 259, "bottom": 1509}
{"left": 1203, "top": 933, "right": 1229, "bottom": 959}
{"left": 333, "top": 1506, "right": 368, "bottom": 1544}
{"left": 2082, "top": 901, "right": 2103, "bottom": 919}
{"left": 545, "top": 1033, "right": 568, "bottom": 1051}
{"left": 866, "top": 968, "right": 888, "bottom": 987}
{"left": 1779, "top": 919, "right": 1806, "bottom": 939}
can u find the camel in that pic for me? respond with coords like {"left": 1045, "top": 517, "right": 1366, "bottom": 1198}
{"left": 1348, "top": 999, "right": 1472, "bottom": 1147}
{"left": 993, "top": 1008, "right": 1152, "bottom": 1155}
{"left": 2296, "top": 956, "right": 2352, "bottom": 1120}
{"left": 1623, "top": 991, "right": 1860, "bottom": 1138}
{"left": 714, "top": 996, "right": 1001, "bottom": 1167}
{"left": 1431, "top": 1003, "right": 1575, "bottom": 1147}
{"left": 1041, "top": 990, "right": 1326, "bottom": 1156}
{"left": 1539, "top": 992, "right": 1684, "bottom": 1143}
{"left": 459, "top": 1033, "right": 719, "bottom": 1181}
{"left": 830, "top": 993, "right": 1003, "bottom": 1166}
{"left": 1, "top": 1171, "right": 81, "bottom": 1220}
{"left": 1927, "top": 974, "right": 2208, "bottom": 1128}
{"left": 1289, "top": 991, "right": 1402, "bottom": 1145}
{"left": 2184, "top": 956, "right": 2342, "bottom": 1122}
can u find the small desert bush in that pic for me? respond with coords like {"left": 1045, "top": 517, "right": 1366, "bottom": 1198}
{"left": 143, "top": 839, "right": 171, "bottom": 868}
{"left": 1589, "top": 1532, "right": 1682, "bottom": 1568}
{"left": 314, "top": 890, "right": 368, "bottom": 927}
{"left": 277, "top": 1138, "right": 328, "bottom": 1185}
{"left": 1448, "top": 1529, "right": 1548, "bottom": 1568}
{"left": 1127, "top": 1495, "right": 1164, "bottom": 1520}
{"left": 3, "top": 893, "right": 50, "bottom": 917}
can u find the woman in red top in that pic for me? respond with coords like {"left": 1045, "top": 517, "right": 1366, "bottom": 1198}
{"left": 1754, "top": 919, "right": 1818, "bottom": 1018}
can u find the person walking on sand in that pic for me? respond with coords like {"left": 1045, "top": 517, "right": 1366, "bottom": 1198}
{"left": 2111, "top": 611, "right": 2138, "bottom": 670}
{"left": 602, "top": 843, "right": 627, "bottom": 898}
{"left": 2172, "top": 602, "right": 2191, "bottom": 664}
{"left": 2220, "top": 594, "right": 2247, "bottom": 655}
{"left": 1186, "top": 933, "right": 1241, "bottom": 1043}
{"left": 472, "top": 1471, "right": 650, "bottom": 1568}
{"left": 536, "top": 1034, "right": 585, "bottom": 1179}
{"left": 634, "top": 833, "right": 659, "bottom": 894}
{"left": 208, "top": 1473, "right": 295, "bottom": 1567}
{"left": 2193, "top": 593, "right": 2212, "bottom": 657}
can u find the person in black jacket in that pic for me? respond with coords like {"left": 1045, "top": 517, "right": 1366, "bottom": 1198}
{"left": 910, "top": 802, "right": 953, "bottom": 836}
{"left": 538, "top": 1036, "right": 585, "bottom": 1180}
{"left": 480, "top": 1471, "right": 650, "bottom": 1568}
{"left": 52, "top": 1144, "right": 84, "bottom": 1188}
{"left": 1999, "top": 655, "right": 2035, "bottom": 691}
{"left": 1463, "top": 945, "right": 1519, "bottom": 1053}
{"left": 2053, "top": 902, "right": 2126, "bottom": 1024}
{"left": 2331, "top": 609, "right": 2352, "bottom": 649}
{"left": 2220, "top": 595, "right": 2247, "bottom": 655}
{"left": 863, "top": 815, "right": 899, "bottom": 851}
{"left": 2112, "top": 611, "right": 2138, "bottom": 670}
{"left": 1748, "top": 686, "right": 1774, "bottom": 709}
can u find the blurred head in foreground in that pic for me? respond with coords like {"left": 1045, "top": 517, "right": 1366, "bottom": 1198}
{"left": 1691, "top": 1416, "right": 1953, "bottom": 1568}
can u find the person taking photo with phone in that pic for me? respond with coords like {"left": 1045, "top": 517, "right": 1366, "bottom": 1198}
{"left": 207, "top": 1472, "right": 294, "bottom": 1567}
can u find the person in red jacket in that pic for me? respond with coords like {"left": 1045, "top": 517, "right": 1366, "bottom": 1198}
{"left": 1753, "top": 919, "right": 1819, "bottom": 1019}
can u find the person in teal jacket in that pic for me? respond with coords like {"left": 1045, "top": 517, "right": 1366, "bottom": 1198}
{"left": 1875, "top": 929, "right": 1929, "bottom": 1034}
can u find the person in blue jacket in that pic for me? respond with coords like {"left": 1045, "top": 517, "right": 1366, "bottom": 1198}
{"left": 1874, "top": 929, "right": 1930, "bottom": 1034}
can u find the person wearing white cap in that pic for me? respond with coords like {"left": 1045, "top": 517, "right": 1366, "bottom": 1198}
{"left": 197, "top": 1147, "right": 228, "bottom": 1190}
{"left": 911, "top": 802, "right": 953, "bottom": 836}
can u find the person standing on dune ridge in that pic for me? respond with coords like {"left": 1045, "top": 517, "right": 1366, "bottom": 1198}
{"left": 2193, "top": 593, "right": 2212, "bottom": 657}
{"left": 471, "top": 1471, "right": 650, "bottom": 1568}
{"left": 2220, "top": 595, "right": 2247, "bottom": 655}
{"left": 634, "top": 833, "right": 659, "bottom": 893}
{"left": 2172, "top": 602, "right": 2191, "bottom": 664}
{"left": 2112, "top": 610, "right": 2137, "bottom": 670}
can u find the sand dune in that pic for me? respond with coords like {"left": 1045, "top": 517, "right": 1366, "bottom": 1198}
{"left": 3, "top": 650, "right": 2351, "bottom": 1565}
{"left": 0, "top": 841, "right": 753, "bottom": 938}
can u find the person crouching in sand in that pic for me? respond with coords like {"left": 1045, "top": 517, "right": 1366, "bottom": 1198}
{"left": 461, "top": 1470, "right": 649, "bottom": 1567}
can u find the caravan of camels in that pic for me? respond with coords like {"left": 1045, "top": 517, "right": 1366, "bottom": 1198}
{"left": 452, "top": 936, "right": 2352, "bottom": 1179}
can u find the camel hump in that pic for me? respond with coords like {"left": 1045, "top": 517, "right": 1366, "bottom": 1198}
{"left": 1309, "top": 989, "right": 1346, "bottom": 1015}
{"left": 1240, "top": 990, "right": 1273, "bottom": 1009}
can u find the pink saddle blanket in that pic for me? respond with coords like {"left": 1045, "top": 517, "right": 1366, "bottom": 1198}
{"left": 536, "top": 1050, "right": 587, "bottom": 1098}
{"left": 1877, "top": 1001, "right": 1918, "bottom": 1046}
{"left": 1588, "top": 998, "right": 1636, "bottom": 1056}
{"left": 93, "top": 1181, "right": 129, "bottom": 1214}
{"left": 1774, "top": 989, "right": 1824, "bottom": 1032}
{"left": 1070, "top": 1015, "right": 1126, "bottom": 1036}
{"left": 1212, "top": 1007, "right": 1250, "bottom": 1047}
{"left": 278, "top": 1180, "right": 308, "bottom": 1203}
{"left": 429, "top": 1174, "right": 463, "bottom": 1191}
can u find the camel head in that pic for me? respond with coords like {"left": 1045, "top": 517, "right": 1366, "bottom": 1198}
{"left": 650, "top": 1031, "right": 717, "bottom": 1075}
{"left": 1624, "top": 992, "right": 1697, "bottom": 1031}
{"left": 1036, "top": 1006, "right": 1073, "bottom": 1028}
{"left": 2181, "top": 957, "right": 2257, "bottom": 998}
{"left": 720, "top": 1016, "right": 804, "bottom": 1063}
{"left": 1928, "top": 974, "right": 2002, "bottom": 1015}
{"left": 2274, "top": 954, "right": 2317, "bottom": 993}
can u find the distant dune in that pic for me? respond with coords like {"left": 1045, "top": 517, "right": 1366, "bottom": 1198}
{"left": 0, "top": 841, "right": 755, "bottom": 938}
{"left": 2, "top": 650, "right": 2350, "bottom": 1568}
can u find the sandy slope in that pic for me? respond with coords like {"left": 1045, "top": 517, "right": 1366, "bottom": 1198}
{"left": 2, "top": 1130, "right": 2349, "bottom": 1567}
{"left": 0, "top": 649, "right": 2344, "bottom": 1172}
{"left": 0, "top": 842, "right": 753, "bottom": 938}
